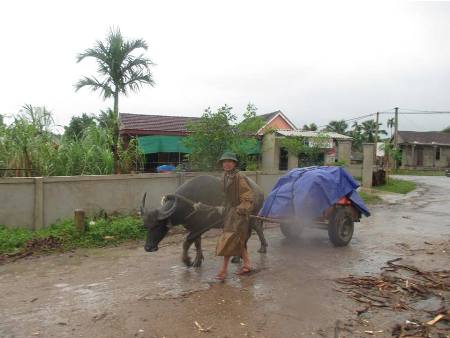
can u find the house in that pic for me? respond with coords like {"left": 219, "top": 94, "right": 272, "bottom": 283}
{"left": 119, "top": 110, "right": 352, "bottom": 172}
{"left": 261, "top": 128, "right": 352, "bottom": 171}
{"left": 396, "top": 131, "right": 450, "bottom": 169}
{"left": 255, "top": 110, "right": 352, "bottom": 170}
{"left": 120, "top": 113, "right": 199, "bottom": 172}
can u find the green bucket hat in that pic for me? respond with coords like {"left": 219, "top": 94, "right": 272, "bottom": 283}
{"left": 218, "top": 151, "right": 238, "bottom": 163}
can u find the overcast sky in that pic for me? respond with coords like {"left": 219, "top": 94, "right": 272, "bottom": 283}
{"left": 1, "top": 0, "right": 450, "bottom": 133}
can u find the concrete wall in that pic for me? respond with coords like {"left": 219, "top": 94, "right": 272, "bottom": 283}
{"left": 0, "top": 171, "right": 284, "bottom": 229}
{"left": 0, "top": 178, "right": 35, "bottom": 229}
{"left": 347, "top": 164, "right": 363, "bottom": 179}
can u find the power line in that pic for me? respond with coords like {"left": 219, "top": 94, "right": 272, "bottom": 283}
{"left": 379, "top": 108, "right": 450, "bottom": 114}
{"left": 316, "top": 112, "right": 376, "bottom": 129}
{"left": 397, "top": 107, "right": 450, "bottom": 114}
{"left": 398, "top": 111, "right": 450, "bottom": 115}
{"left": 315, "top": 107, "right": 450, "bottom": 130}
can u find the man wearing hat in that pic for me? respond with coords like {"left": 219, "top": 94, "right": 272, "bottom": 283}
{"left": 215, "top": 151, "right": 254, "bottom": 281}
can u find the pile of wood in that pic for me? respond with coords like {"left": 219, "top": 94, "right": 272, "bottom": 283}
{"left": 0, "top": 235, "right": 62, "bottom": 264}
{"left": 334, "top": 258, "right": 449, "bottom": 337}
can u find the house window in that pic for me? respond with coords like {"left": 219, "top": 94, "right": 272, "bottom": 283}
{"left": 436, "top": 147, "right": 441, "bottom": 161}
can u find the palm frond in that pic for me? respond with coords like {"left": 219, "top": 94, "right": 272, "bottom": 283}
{"left": 74, "top": 76, "right": 113, "bottom": 98}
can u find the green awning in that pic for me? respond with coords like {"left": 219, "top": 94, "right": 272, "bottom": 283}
{"left": 240, "top": 139, "right": 261, "bottom": 155}
{"left": 138, "top": 135, "right": 192, "bottom": 154}
{"left": 138, "top": 135, "right": 261, "bottom": 155}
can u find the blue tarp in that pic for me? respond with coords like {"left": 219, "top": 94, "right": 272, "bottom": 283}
{"left": 156, "top": 164, "right": 177, "bottom": 173}
{"left": 259, "top": 166, "right": 370, "bottom": 220}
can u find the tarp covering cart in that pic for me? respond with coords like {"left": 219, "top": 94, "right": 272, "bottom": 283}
{"left": 258, "top": 166, "right": 370, "bottom": 246}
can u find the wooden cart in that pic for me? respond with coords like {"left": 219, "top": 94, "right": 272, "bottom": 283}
{"left": 253, "top": 196, "right": 362, "bottom": 247}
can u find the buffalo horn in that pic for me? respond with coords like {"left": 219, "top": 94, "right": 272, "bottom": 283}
{"left": 140, "top": 192, "right": 147, "bottom": 216}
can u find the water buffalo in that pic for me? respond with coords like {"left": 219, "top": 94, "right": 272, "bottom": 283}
{"left": 141, "top": 174, "right": 267, "bottom": 267}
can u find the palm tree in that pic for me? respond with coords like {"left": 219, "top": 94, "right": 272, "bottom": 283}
{"left": 302, "top": 123, "right": 318, "bottom": 131}
{"left": 387, "top": 118, "right": 395, "bottom": 137}
{"left": 350, "top": 121, "right": 363, "bottom": 151}
{"left": 324, "top": 120, "right": 348, "bottom": 135}
{"left": 361, "top": 120, "right": 387, "bottom": 143}
{"left": 75, "top": 27, "right": 154, "bottom": 173}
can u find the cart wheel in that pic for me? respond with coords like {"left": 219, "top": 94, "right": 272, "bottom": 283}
{"left": 328, "top": 207, "right": 354, "bottom": 247}
{"left": 280, "top": 222, "right": 301, "bottom": 239}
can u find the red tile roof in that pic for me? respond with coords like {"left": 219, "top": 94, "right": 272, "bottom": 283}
{"left": 119, "top": 113, "right": 199, "bottom": 136}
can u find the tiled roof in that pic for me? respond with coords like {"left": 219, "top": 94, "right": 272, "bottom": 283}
{"left": 119, "top": 113, "right": 199, "bottom": 135}
{"left": 257, "top": 110, "right": 297, "bottom": 134}
{"left": 398, "top": 131, "right": 450, "bottom": 145}
{"left": 259, "top": 111, "right": 281, "bottom": 122}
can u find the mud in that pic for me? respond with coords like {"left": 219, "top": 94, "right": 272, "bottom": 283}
{"left": 1, "top": 176, "right": 449, "bottom": 337}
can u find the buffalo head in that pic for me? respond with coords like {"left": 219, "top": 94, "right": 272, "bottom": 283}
{"left": 141, "top": 193, "right": 177, "bottom": 252}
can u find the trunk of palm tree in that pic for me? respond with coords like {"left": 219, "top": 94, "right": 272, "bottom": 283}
{"left": 113, "top": 91, "right": 120, "bottom": 174}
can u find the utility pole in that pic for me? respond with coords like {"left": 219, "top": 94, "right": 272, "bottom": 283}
{"left": 375, "top": 112, "right": 379, "bottom": 143}
{"left": 394, "top": 107, "right": 399, "bottom": 148}
{"left": 393, "top": 107, "right": 399, "bottom": 169}
{"left": 374, "top": 112, "right": 379, "bottom": 162}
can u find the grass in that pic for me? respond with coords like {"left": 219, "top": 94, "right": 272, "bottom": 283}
{"left": 391, "top": 169, "right": 445, "bottom": 176}
{"left": 0, "top": 215, "right": 145, "bottom": 256}
{"left": 358, "top": 191, "right": 383, "bottom": 204}
{"left": 373, "top": 177, "right": 417, "bottom": 194}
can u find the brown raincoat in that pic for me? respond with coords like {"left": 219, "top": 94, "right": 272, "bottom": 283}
{"left": 216, "top": 170, "right": 254, "bottom": 257}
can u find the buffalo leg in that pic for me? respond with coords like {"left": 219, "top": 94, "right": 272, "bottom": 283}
{"left": 192, "top": 236, "right": 204, "bottom": 268}
{"left": 231, "top": 256, "right": 241, "bottom": 263}
{"left": 182, "top": 238, "right": 194, "bottom": 267}
{"left": 253, "top": 219, "right": 268, "bottom": 253}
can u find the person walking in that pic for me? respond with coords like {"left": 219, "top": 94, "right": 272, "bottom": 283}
{"left": 215, "top": 151, "right": 254, "bottom": 281}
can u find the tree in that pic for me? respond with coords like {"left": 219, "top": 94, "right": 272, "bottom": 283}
{"left": 75, "top": 27, "right": 154, "bottom": 173}
{"left": 387, "top": 117, "right": 395, "bottom": 136}
{"left": 442, "top": 126, "right": 450, "bottom": 133}
{"left": 183, "top": 104, "right": 264, "bottom": 171}
{"left": 324, "top": 120, "right": 348, "bottom": 135}
{"left": 64, "top": 113, "right": 97, "bottom": 140}
{"left": 382, "top": 141, "right": 402, "bottom": 181}
{"left": 279, "top": 132, "right": 330, "bottom": 167}
{"left": 361, "top": 120, "right": 387, "bottom": 143}
{"left": 302, "top": 123, "right": 318, "bottom": 131}
{"left": 349, "top": 122, "right": 364, "bottom": 152}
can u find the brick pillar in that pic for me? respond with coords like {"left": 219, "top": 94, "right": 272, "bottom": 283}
{"left": 411, "top": 144, "right": 415, "bottom": 168}
{"left": 261, "top": 133, "right": 279, "bottom": 171}
{"left": 362, "top": 143, "right": 374, "bottom": 188}
{"left": 432, "top": 145, "right": 436, "bottom": 168}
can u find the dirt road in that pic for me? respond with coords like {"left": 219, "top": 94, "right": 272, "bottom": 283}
{"left": 1, "top": 176, "right": 449, "bottom": 338}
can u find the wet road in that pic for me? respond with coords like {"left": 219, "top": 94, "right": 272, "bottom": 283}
{"left": 1, "top": 176, "right": 449, "bottom": 338}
